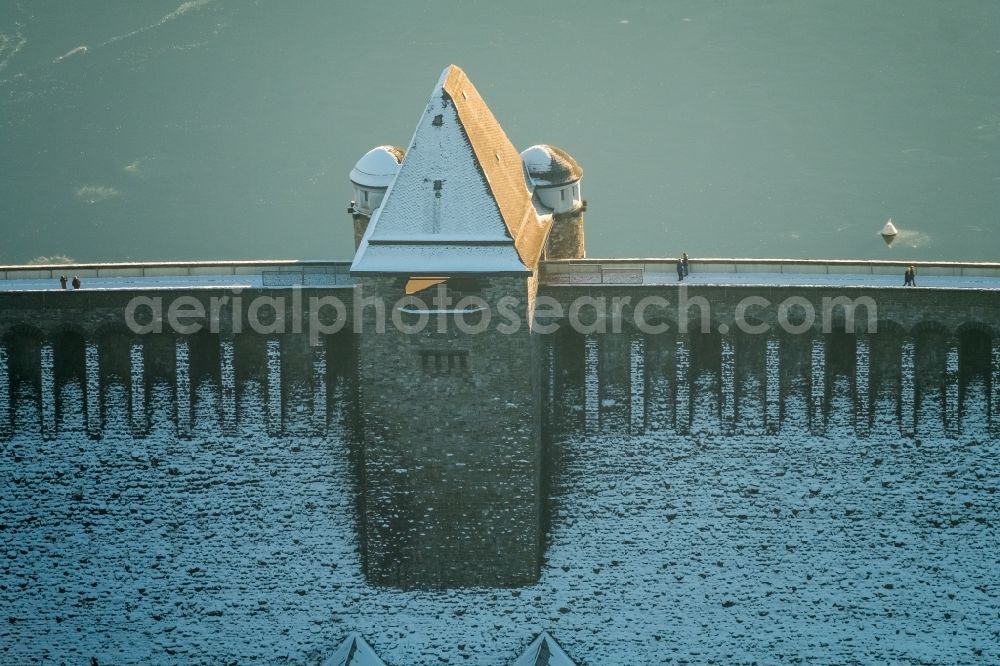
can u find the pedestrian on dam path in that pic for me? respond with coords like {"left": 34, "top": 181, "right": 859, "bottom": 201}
{"left": 904, "top": 265, "right": 916, "bottom": 287}
{"left": 71, "top": 275, "right": 81, "bottom": 290}
{"left": 676, "top": 258, "right": 684, "bottom": 282}
{"left": 682, "top": 253, "right": 690, "bottom": 276}
{"left": 59, "top": 275, "right": 67, "bottom": 289}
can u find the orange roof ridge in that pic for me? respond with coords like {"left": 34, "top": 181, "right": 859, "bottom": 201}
{"left": 441, "top": 65, "right": 549, "bottom": 270}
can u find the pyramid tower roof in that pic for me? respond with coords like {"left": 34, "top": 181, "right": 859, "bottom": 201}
{"left": 322, "top": 632, "right": 387, "bottom": 666}
{"left": 350, "top": 65, "right": 549, "bottom": 276}
{"left": 511, "top": 631, "right": 578, "bottom": 666}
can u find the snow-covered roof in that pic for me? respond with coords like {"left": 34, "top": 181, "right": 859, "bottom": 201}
{"left": 512, "top": 632, "right": 577, "bottom": 666}
{"left": 354, "top": 242, "right": 529, "bottom": 274}
{"left": 349, "top": 146, "right": 405, "bottom": 189}
{"left": 322, "top": 632, "right": 387, "bottom": 666}
{"left": 521, "top": 144, "right": 583, "bottom": 187}
{"left": 351, "top": 65, "right": 550, "bottom": 276}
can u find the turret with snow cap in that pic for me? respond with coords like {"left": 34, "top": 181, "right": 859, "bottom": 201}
{"left": 521, "top": 144, "right": 586, "bottom": 259}
{"left": 348, "top": 145, "right": 405, "bottom": 249}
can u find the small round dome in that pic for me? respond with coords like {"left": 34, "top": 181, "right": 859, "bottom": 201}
{"left": 349, "top": 145, "right": 405, "bottom": 188}
{"left": 520, "top": 144, "right": 583, "bottom": 187}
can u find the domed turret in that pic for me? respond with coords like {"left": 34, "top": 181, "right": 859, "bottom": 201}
{"left": 521, "top": 144, "right": 583, "bottom": 187}
{"left": 348, "top": 145, "right": 404, "bottom": 249}
{"left": 350, "top": 145, "right": 405, "bottom": 214}
{"left": 521, "top": 144, "right": 586, "bottom": 259}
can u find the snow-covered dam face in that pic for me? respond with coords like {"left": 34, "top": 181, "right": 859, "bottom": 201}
{"left": 1, "top": 281, "right": 996, "bottom": 445}
{"left": 543, "top": 326, "right": 999, "bottom": 441}
{"left": 0, "top": 328, "right": 357, "bottom": 442}
{"left": 534, "top": 281, "right": 1000, "bottom": 442}
{"left": 0, "top": 283, "right": 998, "bottom": 664}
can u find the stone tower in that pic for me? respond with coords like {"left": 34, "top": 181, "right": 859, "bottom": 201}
{"left": 350, "top": 65, "right": 553, "bottom": 588}
{"left": 521, "top": 144, "right": 586, "bottom": 259}
{"left": 348, "top": 145, "right": 405, "bottom": 249}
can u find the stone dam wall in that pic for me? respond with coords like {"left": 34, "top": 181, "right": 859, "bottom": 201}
{"left": 1, "top": 281, "right": 997, "bottom": 443}
{"left": 0, "top": 275, "right": 998, "bottom": 663}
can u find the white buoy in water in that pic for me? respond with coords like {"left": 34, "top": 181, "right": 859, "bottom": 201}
{"left": 880, "top": 218, "right": 898, "bottom": 247}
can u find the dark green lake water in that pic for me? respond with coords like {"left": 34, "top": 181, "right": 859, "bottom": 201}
{"left": 1, "top": 0, "right": 997, "bottom": 264}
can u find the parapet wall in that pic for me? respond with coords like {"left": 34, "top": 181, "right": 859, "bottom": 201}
{"left": 540, "top": 257, "right": 1000, "bottom": 282}
{"left": 0, "top": 259, "right": 352, "bottom": 282}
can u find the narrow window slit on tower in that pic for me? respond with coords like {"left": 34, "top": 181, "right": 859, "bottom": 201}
{"left": 419, "top": 350, "right": 470, "bottom": 376}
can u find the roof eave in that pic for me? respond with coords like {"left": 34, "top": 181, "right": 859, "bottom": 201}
{"left": 350, "top": 268, "right": 532, "bottom": 278}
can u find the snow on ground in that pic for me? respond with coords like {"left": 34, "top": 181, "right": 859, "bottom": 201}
{"left": 1, "top": 377, "right": 998, "bottom": 664}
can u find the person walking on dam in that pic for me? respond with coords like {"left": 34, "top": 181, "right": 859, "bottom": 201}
{"left": 71, "top": 275, "right": 81, "bottom": 290}
{"left": 682, "top": 253, "right": 690, "bottom": 276}
{"left": 904, "top": 265, "right": 916, "bottom": 287}
{"left": 59, "top": 275, "right": 67, "bottom": 289}
{"left": 676, "top": 258, "right": 684, "bottom": 282}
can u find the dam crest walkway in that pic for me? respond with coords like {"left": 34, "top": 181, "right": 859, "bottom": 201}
{"left": 0, "top": 258, "right": 999, "bottom": 291}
